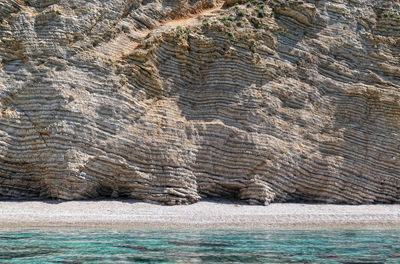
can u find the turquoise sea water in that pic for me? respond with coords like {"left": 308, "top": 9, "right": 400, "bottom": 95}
{"left": 0, "top": 229, "right": 399, "bottom": 263}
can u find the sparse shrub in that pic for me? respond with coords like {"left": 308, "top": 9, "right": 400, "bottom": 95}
{"left": 202, "top": 18, "right": 210, "bottom": 27}
{"left": 236, "top": 21, "right": 243, "bottom": 27}
{"left": 382, "top": 11, "right": 400, "bottom": 19}
{"left": 175, "top": 26, "right": 190, "bottom": 39}
{"left": 176, "top": 26, "right": 183, "bottom": 38}
{"left": 249, "top": 39, "right": 256, "bottom": 52}
{"left": 382, "top": 11, "right": 393, "bottom": 17}
{"left": 224, "top": 20, "right": 232, "bottom": 27}
{"left": 237, "top": 10, "right": 245, "bottom": 17}
{"left": 256, "top": 6, "right": 264, "bottom": 18}
{"left": 228, "top": 31, "right": 235, "bottom": 38}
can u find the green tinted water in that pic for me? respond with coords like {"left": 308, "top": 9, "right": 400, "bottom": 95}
{"left": 0, "top": 229, "right": 399, "bottom": 263}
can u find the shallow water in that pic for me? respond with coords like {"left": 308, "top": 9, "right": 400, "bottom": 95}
{"left": 0, "top": 228, "right": 399, "bottom": 263}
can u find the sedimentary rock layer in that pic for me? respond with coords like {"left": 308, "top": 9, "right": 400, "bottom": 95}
{"left": 0, "top": 0, "right": 399, "bottom": 204}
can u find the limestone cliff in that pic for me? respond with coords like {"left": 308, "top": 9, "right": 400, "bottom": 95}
{"left": 0, "top": 0, "right": 399, "bottom": 205}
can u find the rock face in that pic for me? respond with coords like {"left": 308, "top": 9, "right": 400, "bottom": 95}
{"left": 0, "top": 0, "right": 399, "bottom": 205}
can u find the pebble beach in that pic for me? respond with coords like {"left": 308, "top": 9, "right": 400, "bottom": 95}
{"left": 0, "top": 200, "right": 399, "bottom": 229}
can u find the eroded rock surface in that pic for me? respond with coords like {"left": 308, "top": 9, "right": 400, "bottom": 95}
{"left": 0, "top": 0, "right": 399, "bottom": 204}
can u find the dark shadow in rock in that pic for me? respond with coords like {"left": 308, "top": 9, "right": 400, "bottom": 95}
{"left": 192, "top": 125, "right": 260, "bottom": 202}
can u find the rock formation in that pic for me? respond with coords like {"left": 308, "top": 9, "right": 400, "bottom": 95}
{"left": 0, "top": 0, "right": 399, "bottom": 205}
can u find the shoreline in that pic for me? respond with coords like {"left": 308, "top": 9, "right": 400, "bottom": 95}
{"left": 0, "top": 200, "right": 399, "bottom": 229}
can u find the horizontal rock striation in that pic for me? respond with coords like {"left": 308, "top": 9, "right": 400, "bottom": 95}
{"left": 0, "top": 0, "right": 399, "bottom": 204}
